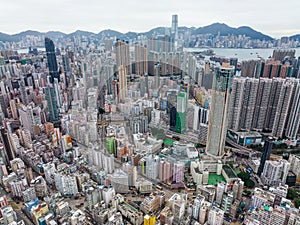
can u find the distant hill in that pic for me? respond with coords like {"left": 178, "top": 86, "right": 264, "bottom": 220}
{"left": 67, "top": 30, "right": 97, "bottom": 38}
{"left": 123, "top": 31, "right": 138, "bottom": 40}
{"left": 45, "top": 31, "right": 66, "bottom": 39}
{"left": 290, "top": 34, "right": 300, "bottom": 41}
{"left": 98, "top": 29, "right": 123, "bottom": 39}
{"left": 0, "top": 32, "right": 17, "bottom": 42}
{"left": 0, "top": 23, "right": 276, "bottom": 43}
{"left": 141, "top": 27, "right": 168, "bottom": 37}
{"left": 192, "top": 23, "right": 273, "bottom": 41}
{"left": 12, "top": 30, "right": 43, "bottom": 41}
{"left": 236, "top": 26, "right": 273, "bottom": 41}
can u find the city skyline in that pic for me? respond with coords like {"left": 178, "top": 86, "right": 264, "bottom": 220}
{"left": 1, "top": 0, "right": 300, "bottom": 38}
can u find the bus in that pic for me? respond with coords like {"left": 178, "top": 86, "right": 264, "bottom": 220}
{"left": 155, "top": 185, "right": 163, "bottom": 190}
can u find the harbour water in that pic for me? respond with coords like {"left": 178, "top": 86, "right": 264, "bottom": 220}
{"left": 17, "top": 47, "right": 45, "bottom": 54}
{"left": 185, "top": 47, "right": 300, "bottom": 61}
{"left": 17, "top": 47, "right": 300, "bottom": 62}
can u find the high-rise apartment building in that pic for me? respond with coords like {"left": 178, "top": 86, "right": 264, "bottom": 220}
{"left": 228, "top": 77, "right": 245, "bottom": 131}
{"left": 239, "top": 78, "right": 259, "bottom": 130}
{"left": 272, "top": 49, "right": 296, "bottom": 61}
{"left": 228, "top": 77, "right": 262, "bottom": 131}
{"left": 221, "top": 191, "right": 234, "bottom": 214}
{"left": 285, "top": 79, "right": 300, "bottom": 139}
{"left": 18, "top": 105, "right": 35, "bottom": 133}
{"left": 54, "top": 173, "right": 78, "bottom": 196}
{"left": 261, "top": 160, "right": 290, "bottom": 186}
{"left": 118, "top": 65, "right": 127, "bottom": 103}
{"left": 272, "top": 79, "right": 294, "bottom": 137}
{"left": 216, "top": 182, "right": 226, "bottom": 205}
{"left": 264, "top": 78, "right": 284, "bottom": 130}
{"left": 173, "top": 162, "right": 184, "bottom": 184}
{"left": 233, "top": 179, "right": 244, "bottom": 200}
{"left": 110, "top": 169, "right": 129, "bottom": 194}
{"left": 251, "top": 188, "right": 275, "bottom": 209}
{"left": 207, "top": 206, "right": 224, "bottom": 225}
{"left": 252, "top": 78, "right": 272, "bottom": 130}
{"left": 134, "top": 43, "right": 148, "bottom": 75}
{"left": 192, "top": 195, "right": 205, "bottom": 220}
{"left": 115, "top": 40, "right": 130, "bottom": 75}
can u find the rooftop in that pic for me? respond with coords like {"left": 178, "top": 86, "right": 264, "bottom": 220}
{"left": 222, "top": 165, "right": 237, "bottom": 178}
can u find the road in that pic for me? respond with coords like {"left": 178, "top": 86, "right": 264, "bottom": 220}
{"left": 0, "top": 188, "right": 33, "bottom": 225}
{"left": 153, "top": 125, "right": 200, "bottom": 143}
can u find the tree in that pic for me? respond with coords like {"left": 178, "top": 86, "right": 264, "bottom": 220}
{"left": 195, "top": 143, "right": 205, "bottom": 148}
{"left": 98, "top": 107, "right": 105, "bottom": 114}
{"left": 244, "top": 179, "right": 255, "bottom": 188}
{"left": 287, "top": 188, "right": 300, "bottom": 200}
{"left": 173, "top": 136, "right": 180, "bottom": 141}
{"left": 229, "top": 162, "right": 234, "bottom": 169}
{"left": 238, "top": 172, "right": 250, "bottom": 181}
{"left": 295, "top": 198, "right": 300, "bottom": 208}
{"left": 243, "top": 190, "right": 252, "bottom": 197}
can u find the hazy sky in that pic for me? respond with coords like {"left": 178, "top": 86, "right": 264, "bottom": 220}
{"left": 1, "top": 0, "right": 299, "bottom": 38}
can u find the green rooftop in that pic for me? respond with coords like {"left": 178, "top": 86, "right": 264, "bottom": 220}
{"left": 223, "top": 165, "right": 237, "bottom": 178}
{"left": 208, "top": 174, "right": 226, "bottom": 185}
{"left": 163, "top": 138, "right": 175, "bottom": 146}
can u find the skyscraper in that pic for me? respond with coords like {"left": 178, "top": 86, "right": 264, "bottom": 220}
{"left": 264, "top": 78, "right": 284, "bottom": 130}
{"left": 118, "top": 65, "right": 127, "bottom": 103}
{"left": 228, "top": 78, "right": 245, "bottom": 131}
{"left": 171, "top": 15, "right": 178, "bottom": 50}
{"left": 115, "top": 40, "right": 130, "bottom": 75}
{"left": 45, "top": 37, "right": 60, "bottom": 83}
{"left": 134, "top": 43, "right": 148, "bottom": 75}
{"left": 45, "top": 86, "right": 59, "bottom": 124}
{"left": 170, "top": 106, "right": 177, "bottom": 132}
{"left": 258, "top": 137, "right": 273, "bottom": 176}
{"left": 176, "top": 91, "right": 187, "bottom": 133}
{"left": 228, "top": 77, "right": 259, "bottom": 131}
{"left": 154, "top": 62, "right": 161, "bottom": 89}
{"left": 0, "top": 127, "right": 15, "bottom": 165}
{"left": 272, "top": 79, "right": 294, "bottom": 137}
{"left": 206, "top": 64, "right": 235, "bottom": 156}
{"left": 252, "top": 78, "right": 272, "bottom": 130}
{"left": 285, "top": 80, "right": 300, "bottom": 139}
{"left": 239, "top": 78, "right": 259, "bottom": 130}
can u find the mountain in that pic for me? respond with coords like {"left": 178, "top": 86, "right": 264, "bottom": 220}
{"left": 12, "top": 30, "right": 43, "bottom": 41}
{"left": 290, "top": 34, "right": 300, "bottom": 41}
{"left": 141, "top": 27, "right": 167, "bottom": 37}
{"left": 193, "top": 23, "right": 233, "bottom": 36}
{"left": 0, "top": 23, "right": 276, "bottom": 43}
{"left": 67, "top": 30, "right": 97, "bottom": 38}
{"left": 98, "top": 29, "right": 123, "bottom": 39}
{"left": 123, "top": 32, "right": 138, "bottom": 40}
{"left": 192, "top": 23, "right": 273, "bottom": 41}
{"left": 236, "top": 26, "right": 273, "bottom": 41}
{"left": 45, "top": 31, "right": 67, "bottom": 39}
{"left": 0, "top": 32, "right": 16, "bottom": 42}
